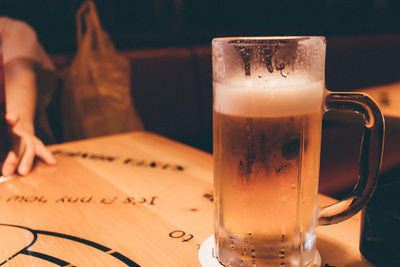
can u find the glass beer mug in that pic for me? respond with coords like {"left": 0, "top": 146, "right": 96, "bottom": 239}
{"left": 212, "top": 37, "right": 384, "bottom": 266}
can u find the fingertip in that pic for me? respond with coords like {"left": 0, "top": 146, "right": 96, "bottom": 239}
{"left": 37, "top": 146, "right": 56, "bottom": 165}
{"left": 5, "top": 113, "right": 19, "bottom": 125}
{"left": 2, "top": 151, "right": 18, "bottom": 176}
{"left": 18, "top": 166, "right": 29, "bottom": 176}
{"left": 46, "top": 156, "right": 56, "bottom": 165}
{"left": 50, "top": 157, "right": 56, "bottom": 165}
{"left": 2, "top": 162, "right": 16, "bottom": 177}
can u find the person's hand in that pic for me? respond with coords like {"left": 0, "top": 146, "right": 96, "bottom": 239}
{"left": 1, "top": 113, "right": 56, "bottom": 176}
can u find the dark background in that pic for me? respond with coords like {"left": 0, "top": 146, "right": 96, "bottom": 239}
{"left": 0, "top": 0, "right": 399, "bottom": 53}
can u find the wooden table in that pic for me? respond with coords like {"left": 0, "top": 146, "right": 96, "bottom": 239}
{"left": 0, "top": 132, "right": 373, "bottom": 266}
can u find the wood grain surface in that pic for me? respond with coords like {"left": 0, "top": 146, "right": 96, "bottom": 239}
{"left": 0, "top": 132, "right": 373, "bottom": 266}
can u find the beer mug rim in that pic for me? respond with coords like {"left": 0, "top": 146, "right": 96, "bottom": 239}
{"left": 212, "top": 36, "right": 326, "bottom": 44}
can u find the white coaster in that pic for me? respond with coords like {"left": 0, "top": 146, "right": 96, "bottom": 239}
{"left": 198, "top": 235, "right": 321, "bottom": 267}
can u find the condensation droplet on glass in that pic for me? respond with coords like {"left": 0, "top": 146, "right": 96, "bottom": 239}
{"left": 279, "top": 250, "right": 285, "bottom": 259}
{"left": 229, "top": 237, "right": 235, "bottom": 249}
{"left": 251, "top": 248, "right": 256, "bottom": 266}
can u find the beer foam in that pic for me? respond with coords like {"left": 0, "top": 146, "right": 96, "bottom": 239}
{"left": 214, "top": 77, "right": 324, "bottom": 117}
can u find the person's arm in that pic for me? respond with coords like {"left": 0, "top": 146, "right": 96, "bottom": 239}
{"left": 5, "top": 59, "right": 36, "bottom": 133}
{"left": 2, "top": 58, "right": 55, "bottom": 176}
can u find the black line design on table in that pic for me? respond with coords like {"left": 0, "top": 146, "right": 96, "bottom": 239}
{"left": 0, "top": 223, "right": 140, "bottom": 266}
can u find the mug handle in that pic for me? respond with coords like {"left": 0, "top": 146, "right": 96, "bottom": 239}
{"left": 318, "top": 92, "right": 385, "bottom": 226}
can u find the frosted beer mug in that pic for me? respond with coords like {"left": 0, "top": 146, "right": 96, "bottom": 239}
{"left": 212, "top": 37, "right": 384, "bottom": 266}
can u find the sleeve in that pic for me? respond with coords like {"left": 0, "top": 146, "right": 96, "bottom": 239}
{"left": 0, "top": 17, "right": 54, "bottom": 71}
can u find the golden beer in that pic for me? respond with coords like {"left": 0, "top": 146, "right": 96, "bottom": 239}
{"left": 213, "top": 80, "right": 323, "bottom": 266}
